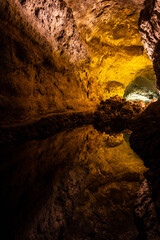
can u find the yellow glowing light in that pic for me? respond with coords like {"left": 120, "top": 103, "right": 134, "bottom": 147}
{"left": 78, "top": 6, "right": 155, "bottom": 102}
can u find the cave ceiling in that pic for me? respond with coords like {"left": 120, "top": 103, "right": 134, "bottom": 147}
{"left": 66, "top": 0, "right": 155, "bottom": 99}
{"left": 14, "top": 0, "right": 155, "bottom": 97}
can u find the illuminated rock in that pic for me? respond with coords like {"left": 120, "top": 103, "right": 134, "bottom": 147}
{"left": 0, "top": 0, "right": 156, "bottom": 123}
{"left": 95, "top": 96, "right": 148, "bottom": 124}
{"left": 0, "top": 1, "right": 94, "bottom": 123}
{"left": 66, "top": 0, "right": 154, "bottom": 99}
{"left": 9, "top": 0, "right": 88, "bottom": 62}
{"left": 124, "top": 70, "right": 159, "bottom": 102}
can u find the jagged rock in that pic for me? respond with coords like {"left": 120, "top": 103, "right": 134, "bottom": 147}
{"left": 94, "top": 96, "right": 148, "bottom": 131}
{"left": 5, "top": 0, "right": 87, "bottom": 62}
{"left": 134, "top": 179, "right": 160, "bottom": 240}
{"left": 129, "top": 99, "right": 160, "bottom": 239}
{"left": 0, "top": 0, "right": 156, "bottom": 124}
{"left": 66, "top": 0, "right": 154, "bottom": 99}
{"left": 139, "top": 0, "right": 160, "bottom": 90}
{"left": 0, "top": 0, "right": 96, "bottom": 123}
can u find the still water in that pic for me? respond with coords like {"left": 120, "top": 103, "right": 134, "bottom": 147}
{"left": 0, "top": 125, "right": 147, "bottom": 240}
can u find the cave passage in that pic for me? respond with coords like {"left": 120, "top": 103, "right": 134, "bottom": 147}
{"left": 0, "top": 125, "right": 147, "bottom": 240}
{"left": 0, "top": 0, "right": 158, "bottom": 124}
{"left": 1, "top": 0, "right": 160, "bottom": 239}
{"left": 124, "top": 73, "right": 159, "bottom": 102}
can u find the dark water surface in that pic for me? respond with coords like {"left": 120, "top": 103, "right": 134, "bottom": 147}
{"left": 0, "top": 125, "right": 147, "bottom": 240}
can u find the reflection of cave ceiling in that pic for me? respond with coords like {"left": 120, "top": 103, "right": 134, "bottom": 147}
{"left": 0, "top": 0, "right": 156, "bottom": 122}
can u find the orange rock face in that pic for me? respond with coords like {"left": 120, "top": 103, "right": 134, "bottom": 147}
{"left": 0, "top": 0, "right": 156, "bottom": 124}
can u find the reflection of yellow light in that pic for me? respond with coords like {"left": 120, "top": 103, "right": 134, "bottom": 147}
{"left": 80, "top": 128, "right": 147, "bottom": 217}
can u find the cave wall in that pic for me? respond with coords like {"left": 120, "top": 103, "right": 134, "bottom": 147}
{"left": 139, "top": 0, "right": 160, "bottom": 90}
{"left": 8, "top": 0, "right": 88, "bottom": 62}
{"left": 66, "top": 0, "right": 154, "bottom": 99}
{"left": 0, "top": 0, "right": 155, "bottom": 124}
{"left": 0, "top": 0, "right": 95, "bottom": 124}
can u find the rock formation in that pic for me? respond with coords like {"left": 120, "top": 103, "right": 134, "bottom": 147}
{"left": 0, "top": 126, "right": 146, "bottom": 240}
{"left": 128, "top": 2, "right": 160, "bottom": 238}
{"left": 0, "top": 0, "right": 155, "bottom": 124}
{"left": 0, "top": 0, "right": 95, "bottom": 124}
{"left": 139, "top": 0, "right": 160, "bottom": 90}
{"left": 1, "top": 1, "right": 160, "bottom": 239}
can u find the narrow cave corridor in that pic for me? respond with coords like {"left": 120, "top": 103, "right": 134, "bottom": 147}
{"left": 1, "top": 0, "right": 160, "bottom": 240}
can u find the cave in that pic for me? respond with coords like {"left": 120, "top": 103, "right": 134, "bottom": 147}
{"left": 1, "top": 0, "right": 160, "bottom": 239}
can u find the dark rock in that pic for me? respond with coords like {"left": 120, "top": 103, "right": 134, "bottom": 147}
{"left": 94, "top": 96, "right": 148, "bottom": 132}
{"left": 139, "top": 0, "right": 160, "bottom": 90}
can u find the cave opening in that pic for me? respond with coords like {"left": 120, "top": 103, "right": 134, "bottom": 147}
{"left": 1, "top": 0, "right": 160, "bottom": 240}
{"left": 124, "top": 70, "right": 159, "bottom": 102}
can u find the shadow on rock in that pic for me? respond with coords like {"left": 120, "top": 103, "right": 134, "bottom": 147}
{"left": 130, "top": 99, "right": 160, "bottom": 239}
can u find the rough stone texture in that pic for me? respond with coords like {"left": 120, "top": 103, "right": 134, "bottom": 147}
{"left": 134, "top": 179, "right": 160, "bottom": 240}
{"left": 0, "top": 126, "right": 146, "bottom": 240}
{"left": 130, "top": 99, "right": 160, "bottom": 164}
{"left": 66, "top": 0, "right": 154, "bottom": 98}
{"left": 139, "top": 0, "right": 160, "bottom": 90}
{"left": 94, "top": 96, "right": 149, "bottom": 132}
{"left": 0, "top": 97, "right": 149, "bottom": 144}
{"left": 10, "top": 0, "right": 88, "bottom": 62}
{"left": 139, "top": 0, "right": 158, "bottom": 59}
{"left": 0, "top": 0, "right": 97, "bottom": 124}
{"left": 0, "top": 0, "right": 156, "bottom": 124}
{"left": 129, "top": 102, "right": 160, "bottom": 239}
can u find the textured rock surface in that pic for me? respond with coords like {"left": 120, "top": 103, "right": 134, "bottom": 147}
{"left": 130, "top": 99, "right": 160, "bottom": 164}
{"left": 66, "top": 0, "right": 154, "bottom": 98}
{"left": 139, "top": 0, "right": 159, "bottom": 59}
{"left": 0, "top": 126, "right": 146, "bottom": 240}
{"left": 129, "top": 102, "right": 160, "bottom": 239}
{"left": 134, "top": 179, "right": 160, "bottom": 240}
{"left": 130, "top": 3, "right": 160, "bottom": 237}
{"left": 0, "top": 0, "right": 96, "bottom": 124}
{"left": 94, "top": 96, "right": 149, "bottom": 132}
{"left": 10, "top": 0, "right": 87, "bottom": 62}
{"left": 139, "top": 0, "right": 160, "bottom": 90}
{"left": 0, "top": 97, "right": 149, "bottom": 144}
{"left": 0, "top": 0, "right": 156, "bottom": 124}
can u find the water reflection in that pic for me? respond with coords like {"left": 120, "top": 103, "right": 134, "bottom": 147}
{"left": 0, "top": 125, "right": 147, "bottom": 240}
